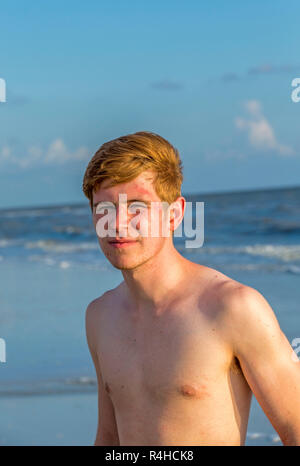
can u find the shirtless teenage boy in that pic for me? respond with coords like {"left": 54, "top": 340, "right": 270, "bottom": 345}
{"left": 82, "top": 131, "right": 300, "bottom": 446}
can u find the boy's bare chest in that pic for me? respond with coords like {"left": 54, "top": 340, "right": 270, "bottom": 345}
{"left": 97, "top": 308, "right": 234, "bottom": 406}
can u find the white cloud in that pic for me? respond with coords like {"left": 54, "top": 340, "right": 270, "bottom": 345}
{"left": 235, "top": 100, "right": 294, "bottom": 156}
{"left": 1, "top": 145, "right": 12, "bottom": 160}
{"left": 45, "top": 139, "right": 89, "bottom": 164}
{"left": 0, "top": 139, "right": 90, "bottom": 168}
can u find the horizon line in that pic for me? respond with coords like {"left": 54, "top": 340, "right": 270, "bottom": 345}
{"left": 0, "top": 182, "right": 299, "bottom": 213}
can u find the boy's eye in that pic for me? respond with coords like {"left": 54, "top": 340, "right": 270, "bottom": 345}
{"left": 95, "top": 203, "right": 148, "bottom": 215}
{"left": 128, "top": 203, "right": 148, "bottom": 211}
{"left": 95, "top": 205, "right": 115, "bottom": 214}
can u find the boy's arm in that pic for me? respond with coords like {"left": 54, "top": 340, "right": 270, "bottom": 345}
{"left": 85, "top": 298, "right": 120, "bottom": 446}
{"left": 222, "top": 285, "right": 300, "bottom": 446}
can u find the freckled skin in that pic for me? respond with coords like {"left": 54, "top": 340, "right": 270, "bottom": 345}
{"left": 92, "top": 172, "right": 170, "bottom": 271}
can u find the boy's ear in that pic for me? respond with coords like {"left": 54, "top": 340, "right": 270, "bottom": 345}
{"left": 170, "top": 198, "right": 185, "bottom": 232}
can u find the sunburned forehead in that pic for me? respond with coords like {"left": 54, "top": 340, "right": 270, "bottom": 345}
{"left": 93, "top": 171, "right": 162, "bottom": 204}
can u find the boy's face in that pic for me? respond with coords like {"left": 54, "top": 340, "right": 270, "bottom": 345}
{"left": 92, "top": 170, "right": 175, "bottom": 270}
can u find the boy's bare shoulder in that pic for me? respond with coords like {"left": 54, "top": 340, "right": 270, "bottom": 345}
{"left": 200, "top": 265, "right": 247, "bottom": 296}
{"left": 204, "top": 267, "right": 275, "bottom": 337}
{"left": 198, "top": 267, "right": 264, "bottom": 351}
{"left": 200, "top": 266, "right": 252, "bottom": 315}
{"left": 85, "top": 282, "right": 124, "bottom": 322}
{"left": 212, "top": 269, "right": 263, "bottom": 311}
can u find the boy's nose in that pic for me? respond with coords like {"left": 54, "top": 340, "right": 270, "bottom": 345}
{"left": 114, "top": 203, "right": 130, "bottom": 236}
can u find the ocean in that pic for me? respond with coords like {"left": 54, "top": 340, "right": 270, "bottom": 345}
{"left": 0, "top": 184, "right": 299, "bottom": 445}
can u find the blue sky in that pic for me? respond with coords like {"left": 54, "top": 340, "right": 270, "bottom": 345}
{"left": 0, "top": 0, "right": 300, "bottom": 209}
